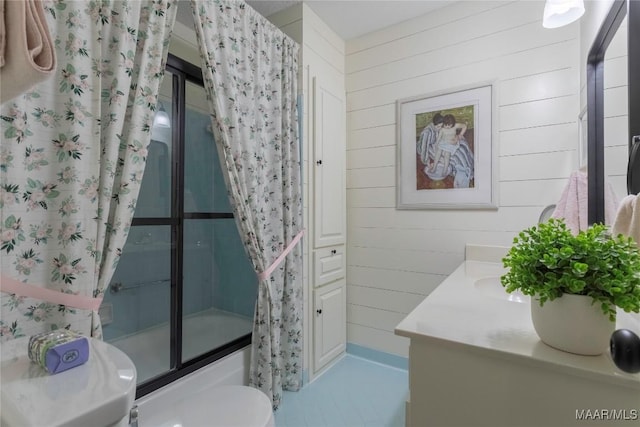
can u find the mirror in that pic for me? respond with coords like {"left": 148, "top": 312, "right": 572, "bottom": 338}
{"left": 586, "top": 0, "right": 630, "bottom": 225}
{"left": 599, "top": 10, "right": 628, "bottom": 231}
{"left": 603, "top": 14, "right": 628, "bottom": 202}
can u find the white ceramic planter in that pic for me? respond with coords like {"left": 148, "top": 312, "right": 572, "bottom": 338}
{"left": 530, "top": 294, "right": 615, "bottom": 356}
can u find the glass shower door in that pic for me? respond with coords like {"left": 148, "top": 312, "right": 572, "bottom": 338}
{"left": 102, "top": 72, "right": 174, "bottom": 384}
{"left": 181, "top": 79, "right": 255, "bottom": 362}
{"left": 100, "top": 56, "right": 257, "bottom": 397}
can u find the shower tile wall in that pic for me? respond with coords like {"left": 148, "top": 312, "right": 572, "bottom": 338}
{"left": 103, "top": 107, "right": 256, "bottom": 342}
{"left": 102, "top": 226, "right": 172, "bottom": 340}
{"left": 183, "top": 109, "right": 255, "bottom": 319}
{"left": 209, "top": 220, "right": 256, "bottom": 317}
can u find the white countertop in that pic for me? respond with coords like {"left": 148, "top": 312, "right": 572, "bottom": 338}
{"left": 395, "top": 258, "right": 640, "bottom": 389}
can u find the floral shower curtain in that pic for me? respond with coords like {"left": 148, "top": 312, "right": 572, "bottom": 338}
{"left": 0, "top": 0, "right": 177, "bottom": 340}
{"left": 191, "top": 0, "right": 303, "bottom": 410}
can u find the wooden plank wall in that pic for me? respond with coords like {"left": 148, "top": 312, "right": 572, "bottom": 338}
{"left": 270, "top": 0, "right": 628, "bottom": 360}
{"left": 344, "top": 1, "right": 585, "bottom": 357}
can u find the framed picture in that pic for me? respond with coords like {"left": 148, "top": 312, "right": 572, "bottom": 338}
{"left": 396, "top": 83, "right": 497, "bottom": 209}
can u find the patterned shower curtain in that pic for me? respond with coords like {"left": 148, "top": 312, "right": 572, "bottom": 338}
{"left": 191, "top": 0, "right": 303, "bottom": 410}
{"left": 0, "top": 0, "right": 177, "bottom": 340}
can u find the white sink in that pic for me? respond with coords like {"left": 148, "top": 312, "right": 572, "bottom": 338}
{"left": 474, "top": 277, "right": 528, "bottom": 303}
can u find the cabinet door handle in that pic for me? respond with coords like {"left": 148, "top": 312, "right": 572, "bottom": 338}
{"left": 331, "top": 249, "right": 337, "bottom": 255}
{"left": 316, "top": 160, "right": 322, "bottom": 165}
{"left": 316, "top": 309, "right": 322, "bottom": 315}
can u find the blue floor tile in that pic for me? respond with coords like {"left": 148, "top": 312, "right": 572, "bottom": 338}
{"left": 275, "top": 355, "right": 408, "bottom": 427}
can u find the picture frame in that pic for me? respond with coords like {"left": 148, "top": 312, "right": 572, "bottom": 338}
{"left": 396, "top": 83, "right": 498, "bottom": 210}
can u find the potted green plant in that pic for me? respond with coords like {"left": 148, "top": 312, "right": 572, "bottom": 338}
{"left": 501, "top": 218, "right": 640, "bottom": 355}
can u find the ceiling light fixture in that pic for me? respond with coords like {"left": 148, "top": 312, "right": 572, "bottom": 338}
{"left": 153, "top": 101, "right": 171, "bottom": 128}
{"left": 543, "top": 0, "right": 585, "bottom": 28}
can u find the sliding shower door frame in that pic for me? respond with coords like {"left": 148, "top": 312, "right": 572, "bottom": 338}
{"left": 134, "top": 54, "right": 251, "bottom": 399}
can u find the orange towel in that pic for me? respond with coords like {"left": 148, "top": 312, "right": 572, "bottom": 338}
{"left": 0, "top": 0, "right": 56, "bottom": 104}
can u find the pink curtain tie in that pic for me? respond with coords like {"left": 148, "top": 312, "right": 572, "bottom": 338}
{"left": 0, "top": 275, "right": 103, "bottom": 311}
{"left": 257, "top": 230, "right": 305, "bottom": 281}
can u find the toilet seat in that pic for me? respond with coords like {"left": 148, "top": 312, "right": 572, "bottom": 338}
{"left": 1, "top": 336, "right": 136, "bottom": 427}
{"left": 141, "top": 385, "right": 275, "bottom": 427}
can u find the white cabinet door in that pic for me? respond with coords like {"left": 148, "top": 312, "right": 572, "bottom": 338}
{"left": 313, "top": 76, "right": 345, "bottom": 248}
{"left": 314, "top": 279, "right": 346, "bottom": 371}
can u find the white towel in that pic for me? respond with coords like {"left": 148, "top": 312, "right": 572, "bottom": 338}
{"left": 551, "top": 170, "right": 619, "bottom": 234}
{"left": 612, "top": 194, "right": 640, "bottom": 247}
{"left": 0, "top": 0, "right": 56, "bottom": 104}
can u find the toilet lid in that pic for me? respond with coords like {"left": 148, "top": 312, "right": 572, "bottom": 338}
{"left": 1, "top": 336, "right": 136, "bottom": 427}
{"left": 141, "top": 385, "right": 274, "bottom": 427}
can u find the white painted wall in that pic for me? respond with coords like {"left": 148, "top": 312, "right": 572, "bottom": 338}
{"left": 345, "top": 0, "right": 584, "bottom": 357}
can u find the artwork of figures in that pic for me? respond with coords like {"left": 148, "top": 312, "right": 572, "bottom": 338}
{"left": 396, "top": 84, "right": 496, "bottom": 209}
{"left": 415, "top": 106, "right": 475, "bottom": 190}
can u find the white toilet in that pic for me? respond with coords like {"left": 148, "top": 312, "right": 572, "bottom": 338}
{"left": 1, "top": 336, "right": 274, "bottom": 427}
{"left": 1, "top": 336, "right": 137, "bottom": 427}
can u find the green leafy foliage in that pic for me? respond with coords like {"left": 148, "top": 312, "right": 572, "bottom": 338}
{"left": 501, "top": 218, "right": 640, "bottom": 321}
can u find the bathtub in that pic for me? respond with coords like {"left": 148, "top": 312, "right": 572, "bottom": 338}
{"left": 133, "top": 345, "right": 253, "bottom": 426}
{"left": 108, "top": 308, "right": 252, "bottom": 383}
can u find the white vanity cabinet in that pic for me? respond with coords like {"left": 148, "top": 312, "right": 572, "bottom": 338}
{"left": 396, "top": 259, "right": 640, "bottom": 427}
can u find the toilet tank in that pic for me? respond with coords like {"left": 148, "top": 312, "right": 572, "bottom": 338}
{"left": 1, "top": 336, "right": 136, "bottom": 427}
